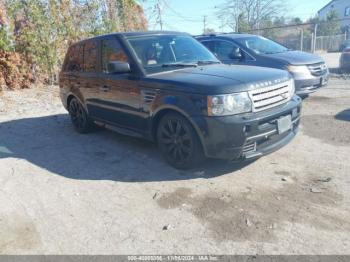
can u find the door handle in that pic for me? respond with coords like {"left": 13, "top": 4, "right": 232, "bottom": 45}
{"left": 100, "top": 85, "right": 111, "bottom": 92}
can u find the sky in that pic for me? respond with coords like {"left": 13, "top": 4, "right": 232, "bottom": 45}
{"left": 142, "top": 0, "right": 332, "bottom": 34}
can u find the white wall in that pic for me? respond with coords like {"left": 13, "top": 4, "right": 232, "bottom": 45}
{"left": 318, "top": 0, "right": 350, "bottom": 28}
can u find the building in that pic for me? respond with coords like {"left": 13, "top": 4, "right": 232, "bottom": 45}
{"left": 318, "top": 0, "right": 350, "bottom": 34}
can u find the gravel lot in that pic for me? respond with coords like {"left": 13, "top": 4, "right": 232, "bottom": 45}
{"left": 318, "top": 52, "right": 341, "bottom": 70}
{"left": 0, "top": 79, "right": 350, "bottom": 255}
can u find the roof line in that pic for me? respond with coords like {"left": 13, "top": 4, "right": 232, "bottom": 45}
{"left": 318, "top": 0, "right": 336, "bottom": 13}
{"left": 69, "top": 31, "right": 188, "bottom": 46}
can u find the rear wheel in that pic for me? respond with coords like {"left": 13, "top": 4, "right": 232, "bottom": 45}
{"left": 157, "top": 113, "right": 204, "bottom": 169}
{"left": 68, "top": 97, "right": 93, "bottom": 133}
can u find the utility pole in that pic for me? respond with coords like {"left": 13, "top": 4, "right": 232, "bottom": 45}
{"left": 218, "top": 15, "right": 224, "bottom": 32}
{"left": 313, "top": 23, "right": 318, "bottom": 53}
{"left": 203, "top": 15, "right": 207, "bottom": 34}
{"left": 300, "top": 28, "right": 304, "bottom": 51}
{"left": 155, "top": 0, "right": 164, "bottom": 30}
{"left": 256, "top": 0, "right": 260, "bottom": 35}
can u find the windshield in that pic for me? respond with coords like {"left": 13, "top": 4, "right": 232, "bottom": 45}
{"left": 235, "top": 36, "right": 290, "bottom": 55}
{"left": 127, "top": 35, "right": 219, "bottom": 74}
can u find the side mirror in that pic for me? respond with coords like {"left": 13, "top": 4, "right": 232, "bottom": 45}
{"left": 108, "top": 61, "right": 131, "bottom": 74}
{"left": 229, "top": 47, "right": 243, "bottom": 60}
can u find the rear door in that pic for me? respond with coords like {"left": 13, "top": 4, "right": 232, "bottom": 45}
{"left": 60, "top": 44, "right": 84, "bottom": 98}
{"left": 81, "top": 40, "right": 102, "bottom": 111}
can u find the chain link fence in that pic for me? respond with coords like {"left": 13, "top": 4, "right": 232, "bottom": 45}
{"left": 248, "top": 23, "right": 348, "bottom": 53}
{"left": 315, "top": 34, "right": 347, "bottom": 52}
{"left": 274, "top": 34, "right": 346, "bottom": 52}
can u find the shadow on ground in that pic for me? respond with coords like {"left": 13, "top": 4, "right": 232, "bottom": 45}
{"left": 0, "top": 114, "right": 252, "bottom": 182}
{"left": 335, "top": 109, "right": 350, "bottom": 122}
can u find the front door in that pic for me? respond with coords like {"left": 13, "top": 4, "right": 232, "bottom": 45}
{"left": 213, "top": 40, "right": 256, "bottom": 66}
{"left": 91, "top": 37, "right": 146, "bottom": 131}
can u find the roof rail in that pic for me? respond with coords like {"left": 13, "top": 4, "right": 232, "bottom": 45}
{"left": 194, "top": 32, "right": 242, "bottom": 37}
{"left": 193, "top": 33, "right": 216, "bottom": 37}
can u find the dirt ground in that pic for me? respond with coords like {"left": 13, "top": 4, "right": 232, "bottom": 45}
{"left": 0, "top": 79, "right": 350, "bottom": 255}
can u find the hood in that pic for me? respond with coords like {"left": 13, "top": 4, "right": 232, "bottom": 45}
{"left": 263, "top": 51, "right": 324, "bottom": 66}
{"left": 143, "top": 64, "right": 290, "bottom": 95}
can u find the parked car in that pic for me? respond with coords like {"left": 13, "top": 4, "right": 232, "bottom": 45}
{"left": 59, "top": 31, "right": 301, "bottom": 169}
{"left": 340, "top": 47, "right": 350, "bottom": 73}
{"left": 196, "top": 34, "right": 329, "bottom": 96}
{"left": 340, "top": 39, "right": 350, "bottom": 52}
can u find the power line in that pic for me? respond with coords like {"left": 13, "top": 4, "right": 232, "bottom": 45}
{"left": 162, "top": 1, "right": 203, "bottom": 22}
{"left": 244, "top": 18, "right": 350, "bottom": 32}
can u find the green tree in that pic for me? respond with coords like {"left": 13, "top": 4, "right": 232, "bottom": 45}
{"left": 0, "top": 1, "right": 13, "bottom": 51}
{"left": 2, "top": 0, "right": 148, "bottom": 84}
{"left": 217, "top": 0, "right": 286, "bottom": 32}
{"left": 290, "top": 17, "right": 302, "bottom": 25}
{"left": 318, "top": 10, "right": 341, "bottom": 36}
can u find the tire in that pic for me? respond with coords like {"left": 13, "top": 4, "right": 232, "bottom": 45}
{"left": 156, "top": 112, "right": 204, "bottom": 169}
{"left": 68, "top": 97, "right": 93, "bottom": 133}
{"left": 340, "top": 67, "right": 350, "bottom": 74}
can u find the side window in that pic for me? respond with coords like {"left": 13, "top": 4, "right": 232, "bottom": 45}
{"left": 201, "top": 40, "right": 214, "bottom": 52}
{"left": 213, "top": 40, "right": 238, "bottom": 60}
{"left": 84, "top": 40, "right": 98, "bottom": 72}
{"left": 102, "top": 38, "right": 129, "bottom": 73}
{"left": 345, "top": 7, "right": 350, "bottom": 17}
{"left": 65, "top": 45, "right": 83, "bottom": 72}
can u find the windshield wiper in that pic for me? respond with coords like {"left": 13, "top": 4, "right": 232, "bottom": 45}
{"left": 197, "top": 60, "right": 221, "bottom": 65}
{"left": 161, "top": 63, "right": 198, "bottom": 68}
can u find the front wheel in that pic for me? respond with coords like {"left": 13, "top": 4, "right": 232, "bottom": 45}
{"left": 68, "top": 97, "right": 93, "bottom": 133}
{"left": 157, "top": 113, "right": 204, "bottom": 169}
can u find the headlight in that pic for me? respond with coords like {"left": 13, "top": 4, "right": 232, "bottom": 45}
{"left": 207, "top": 92, "right": 252, "bottom": 116}
{"left": 287, "top": 65, "right": 310, "bottom": 75}
{"left": 289, "top": 78, "right": 295, "bottom": 97}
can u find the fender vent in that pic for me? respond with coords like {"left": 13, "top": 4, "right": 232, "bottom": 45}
{"left": 242, "top": 142, "right": 256, "bottom": 154}
{"left": 141, "top": 90, "right": 157, "bottom": 103}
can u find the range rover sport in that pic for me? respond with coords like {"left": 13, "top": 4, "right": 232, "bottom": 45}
{"left": 59, "top": 31, "right": 302, "bottom": 169}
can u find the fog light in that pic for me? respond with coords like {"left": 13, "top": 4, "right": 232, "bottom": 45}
{"left": 292, "top": 108, "right": 298, "bottom": 118}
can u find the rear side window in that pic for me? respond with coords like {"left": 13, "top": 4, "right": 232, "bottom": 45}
{"left": 101, "top": 38, "right": 129, "bottom": 73}
{"left": 201, "top": 40, "right": 214, "bottom": 52}
{"left": 345, "top": 6, "right": 350, "bottom": 16}
{"left": 65, "top": 45, "right": 84, "bottom": 72}
{"left": 213, "top": 40, "right": 238, "bottom": 60}
{"left": 84, "top": 40, "right": 98, "bottom": 72}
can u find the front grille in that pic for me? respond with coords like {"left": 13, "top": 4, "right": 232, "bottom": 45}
{"left": 248, "top": 80, "right": 293, "bottom": 112}
{"left": 308, "top": 62, "right": 327, "bottom": 76}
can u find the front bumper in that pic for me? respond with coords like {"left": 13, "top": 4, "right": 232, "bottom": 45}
{"left": 60, "top": 91, "right": 69, "bottom": 110}
{"left": 192, "top": 95, "right": 302, "bottom": 160}
{"left": 294, "top": 73, "right": 329, "bottom": 95}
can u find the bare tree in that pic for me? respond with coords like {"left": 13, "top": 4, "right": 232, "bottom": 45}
{"left": 217, "top": 0, "right": 286, "bottom": 32}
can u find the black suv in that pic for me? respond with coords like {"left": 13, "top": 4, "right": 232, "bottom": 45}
{"left": 196, "top": 34, "right": 329, "bottom": 96}
{"left": 59, "top": 31, "right": 301, "bottom": 169}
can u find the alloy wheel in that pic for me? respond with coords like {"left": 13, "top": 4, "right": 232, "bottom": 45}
{"left": 158, "top": 117, "right": 194, "bottom": 167}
